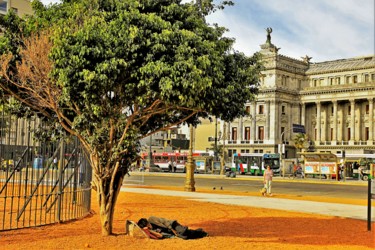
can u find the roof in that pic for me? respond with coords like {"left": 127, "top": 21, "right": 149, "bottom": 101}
{"left": 306, "top": 55, "right": 375, "bottom": 75}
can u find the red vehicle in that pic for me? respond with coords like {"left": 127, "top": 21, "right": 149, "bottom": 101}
{"left": 141, "top": 152, "right": 211, "bottom": 173}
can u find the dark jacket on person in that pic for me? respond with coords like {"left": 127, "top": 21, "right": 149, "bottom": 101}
{"left": 147, "top": 216, "right": 207, "bottom": 240}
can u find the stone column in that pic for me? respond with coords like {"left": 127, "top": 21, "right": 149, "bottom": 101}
{"left": 369, "top": 98, "right": 374, "bottom": 141}
{"left": 265, "top": 100, "right": 269, "bottom": 141}
{"left": 350, "top": 99, "right": 355, "bottom": 142}
{"left": 301, "top": 103, "right": 305, "bottom": 126}
{"left": 355, "top": 101, "right": 361, "bottom": 141}
{"left": 239, "top": 117, "right": 243, "bottom": 141}
{"left": 269, "top": 100, "right": 277, "bottom": 142}
{"left": 289, "top": 103, "right": 293, "bottom": 141}
{"left": 251, "top": 102, "right": 256, "bottom": 142}
{"left": 338, "top": 103, "right": 344, "bottom": 141}
{"left": 273, "top": 100, "right": 279, "bottom": 142}
{"left": 333, "top": 101, "right": 338, "bottom": 142}
{"left": 316, "top": 101, "right": 321, "bottom": 142}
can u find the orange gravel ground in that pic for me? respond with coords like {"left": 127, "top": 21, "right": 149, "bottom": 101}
{"left": 0, "top": 185, "right": 374, "bottom": 250}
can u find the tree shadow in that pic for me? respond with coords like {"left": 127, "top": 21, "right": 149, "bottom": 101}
{"left": 192, "top": 216, "right": 375, "bottom": 248}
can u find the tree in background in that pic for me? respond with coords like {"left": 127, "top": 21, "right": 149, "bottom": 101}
{"left": 293, "top": 133, "right": 309, "bottom": 153}
{"left": 0, "top": 0, "right": 262, "bottom": 235}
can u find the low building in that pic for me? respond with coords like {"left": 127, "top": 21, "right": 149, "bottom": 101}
{"left": 0, "top": 0, "right": 33, "bottom": 17}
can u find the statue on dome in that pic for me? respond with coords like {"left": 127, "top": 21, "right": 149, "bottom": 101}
{"left": 266, "top": 27, "right": 272, "bottom": 44}
{"left": 301, "top": 55, "right": 312, "bottom": 63}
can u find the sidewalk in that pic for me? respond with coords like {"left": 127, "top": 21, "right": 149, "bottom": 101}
{"left": 130, "top": 170, "right": 369, "bottom": 186}
{"left": 122, "top": 183, "right": 374, "bottom": 222}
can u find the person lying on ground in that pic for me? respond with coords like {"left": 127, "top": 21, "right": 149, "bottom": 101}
{"left": 137, "top": 216, "right": 208, "bottom": 240}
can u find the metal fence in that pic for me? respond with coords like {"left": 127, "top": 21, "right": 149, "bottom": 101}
{"left": 0, "top": 110, "right": 92, "bottom": 231}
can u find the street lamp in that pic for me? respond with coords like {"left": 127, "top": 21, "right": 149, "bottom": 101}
{"left": 214, "top": 118, "right": 218, "bottom": 160}
{"left": 148, "top": 134, "right": 153, "bottom": 169}
{"left": 184, "top": 124, "right": 195, "bottom": 192}
{"left": 220, "top": 122, "right": 227, "bottom": 175}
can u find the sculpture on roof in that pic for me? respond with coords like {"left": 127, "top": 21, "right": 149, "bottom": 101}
{"left": 266, "top": 27, "right": 272, "bottom": 44}
{"left": 301, "top": 55, "right": 312, "bottom": 63}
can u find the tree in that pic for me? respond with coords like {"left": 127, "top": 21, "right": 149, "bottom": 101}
{"left": 293, "top": 133, "right": 309, "bottom": 152}
{"left": 0, "top": 0, "right": 262, "bottom": 235}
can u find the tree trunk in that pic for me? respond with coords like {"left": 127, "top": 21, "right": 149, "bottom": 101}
{"left": 95, "top": 172, "right": 124, "bottom": 236}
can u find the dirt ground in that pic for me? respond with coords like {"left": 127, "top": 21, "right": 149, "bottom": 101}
{"left": 0, "top": 185, "right": 374, "bottom": 250}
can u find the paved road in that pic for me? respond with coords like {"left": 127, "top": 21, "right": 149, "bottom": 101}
{"left": 124, "top": 172, "right": 369, "bottom": 199}
{"left": 122, "top": 173, "right": 374, "bottom": 222}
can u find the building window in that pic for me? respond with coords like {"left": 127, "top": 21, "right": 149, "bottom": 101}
{"left": 281, "top": 106, "right": 286, "bottom": 115}
{"left": 244, "top": 127, "right": 250, "bottom": 140}
{"left": 346, "top": 76, "right": 351, "bottom": 84}
{"left": 365, "top": 74, "right": 370, "bottom": 82}
{"left": 353, "top": 75, "right": 358, "bottom": 83}
{"left": 281, "top": 127, "right": 285, "bottom": 140}
{"left": 347, "top": 128, "right": 351, "bottom": 140}
{"left": 313, "top": 79, "right": 318, "bottom": 87}
{"left": 258, "top": 126, "right": 264, "bottom": 140}
{"left": 348, "top": 105, "right": 351, "bottom": 115}
{"left": 0, "top": 2, "right": 7, "bottom": 12}
{"left": 330, "top": 128, "right": 333, "bottom": 141}
{"left": 228, "top": 149, "right": 234, "bottom": 157}
{"left": 314, "top": 129, "right": 317, "bottom": 141}
{"left": 245, "top": 106, "right": 250, "bottom": 115}
{"left": 231, "top": 127, "right": 237, "bottom": 141}
{"left": 258, "top": 105, "right": 264, "bottom": 114}
{"left": 372, "top": 74, "right": 375, "bottom": 81}
{"left": 330, "top": 78, "right": 334, "bottom": 85}
{"left": 365, "top": 127, "right": 369, "bottom": 140}
{"left": 331, "top": 106, "right": 334, "bottom": 114}
{"left": 336, "top": 77, "right": 341, "bottom": 85}
{"left": 366, "top": 104, "right": 369, "bottom": 114}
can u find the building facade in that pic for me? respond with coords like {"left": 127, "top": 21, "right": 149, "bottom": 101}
{"left": 0, "top": 0, "right": 32, "bottom": 17}
{"left": 223, "top": 30, "right": 375, "bottom": 159}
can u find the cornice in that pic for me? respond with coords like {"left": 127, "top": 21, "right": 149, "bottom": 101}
{"left": 300, "top": 84, "right": 375, "bottom": 96}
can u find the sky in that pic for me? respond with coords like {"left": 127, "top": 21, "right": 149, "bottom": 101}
{"left": 40, "top": 0, "right": 374, "bottom": 63}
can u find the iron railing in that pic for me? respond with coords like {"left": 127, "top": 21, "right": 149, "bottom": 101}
{"left": 0, "top": 110, "right": 92, "bottom": 231}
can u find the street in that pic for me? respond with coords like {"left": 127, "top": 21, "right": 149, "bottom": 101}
{"left": 124, "top": 172, "right": 369, "bottom": 200}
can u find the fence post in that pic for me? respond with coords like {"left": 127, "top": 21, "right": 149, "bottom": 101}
{"left": 57, "top": 140, "right": 65, "bottom": 222}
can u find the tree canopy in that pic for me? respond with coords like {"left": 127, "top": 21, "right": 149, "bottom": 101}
{"left": 0, "top": 0, "right": 262, "bottom": 235}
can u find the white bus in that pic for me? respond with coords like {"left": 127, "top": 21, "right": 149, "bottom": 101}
{"left": 231, "top": 153, "right": 281, "bottom": 175}
{"left": 335, "top": 153, "right": 375, "bottom": 180}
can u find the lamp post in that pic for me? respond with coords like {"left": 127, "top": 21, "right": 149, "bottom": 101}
{"left": 148, "top": 134, "right": 153, "bottom": 169}
{"left": 184, "top": 124, "right": 195, "bottom": 192}
{"left": 214, "top": 118, "right": 218, "bottom": 160}
{"left": 220, "top": 122, "right": 226, "bottom": 175}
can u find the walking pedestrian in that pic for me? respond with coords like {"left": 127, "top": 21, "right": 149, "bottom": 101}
{"left": 289, "top": 161, "right": 294, "bottom": 176}
{"left": 358, "top": 165, "right": 363, "bottom": 180}
{"left": 263, "top": 165, "right": 273, "bottom": 196}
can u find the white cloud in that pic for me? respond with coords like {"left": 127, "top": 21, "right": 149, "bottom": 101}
{"left": 39, "top": 0, "right": 375, "bottom": 62}
{"left": 206, "top": 0, "right": 374, "bottom": 62}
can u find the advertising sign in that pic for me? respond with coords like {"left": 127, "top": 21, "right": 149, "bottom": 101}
{"left": 304, "top": 162, "right": 319, "bottom": 173}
